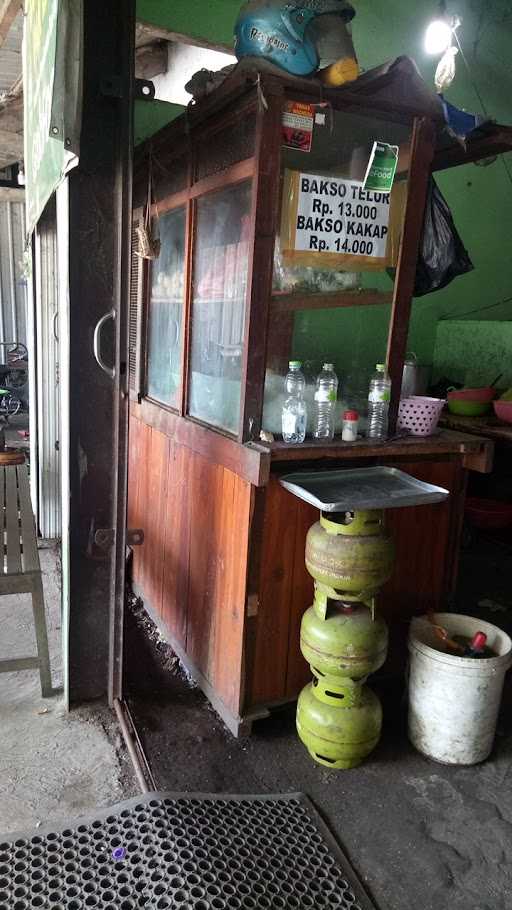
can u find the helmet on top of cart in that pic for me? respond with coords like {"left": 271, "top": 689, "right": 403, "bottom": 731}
{"left": 234, "top": 1, "right": 356, "bottom": 77}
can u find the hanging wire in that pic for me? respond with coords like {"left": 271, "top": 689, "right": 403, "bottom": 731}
{"left": 452, "top": 30, "right": 488, "bottom": 114}
{"left": 452, "top": 28, "right": 512, "bottom": 189}
{"left": 439, "top": 294, "right": 512, "bottom": 321}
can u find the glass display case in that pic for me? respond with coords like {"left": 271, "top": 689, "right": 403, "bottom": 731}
{"left": 128, "top": 62, "right": 502, "bottom": 737}
{"left": 132, "top": 71, "right": 430, "bottom": 447}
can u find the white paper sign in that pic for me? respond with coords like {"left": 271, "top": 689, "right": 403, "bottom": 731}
{"left": 294, "top": 173, "right": 391, "bottom": 259}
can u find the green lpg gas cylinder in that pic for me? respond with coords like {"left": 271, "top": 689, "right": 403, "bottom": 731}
{"left": 305, "top": 510, "right": 394, "bottom": 595}
{"left": 296, "top": 676, "right": 382, "bottom": 769}
{"left": 300, "top": 587, "right": 388, "bottom": 681}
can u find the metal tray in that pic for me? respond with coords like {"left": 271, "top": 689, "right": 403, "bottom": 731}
{"left": 279, "top": 466, "right": 449, "bottom": 511}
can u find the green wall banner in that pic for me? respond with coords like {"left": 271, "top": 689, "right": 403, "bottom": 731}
{"left": 23, "top": 0, "right": 82, "bottom": 236}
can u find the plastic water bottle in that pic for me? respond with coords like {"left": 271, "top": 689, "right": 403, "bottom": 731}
{"left": 313, "top": 363, "right": 338, "bottom": 440}
{"left": 281, "top": 361, "right": 307, "bottom": 443}
{"left": 367, "top": 364, "right": 391, "bottom": 439}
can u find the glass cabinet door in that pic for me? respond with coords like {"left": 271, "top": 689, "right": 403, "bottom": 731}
{"left": 146, "top": 207, "right": 186, "bottom": 408}
{"left": 263, "top": 107, "right": 413, "bottom": 439}
{"left": 188, "top": 181, "right": 252, "bottom": 435}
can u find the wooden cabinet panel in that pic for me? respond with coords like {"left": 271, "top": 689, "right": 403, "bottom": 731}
{"left": 127, "top": 414, "right": 142, "bottom": 532}
{"left": 244, "top": 458, "right": 466, "bottom": 710}
{"left": 161, "top": 441, "right": 189, "bottom": 645}
{"left": 285, "top": 498, "right": 317, "bottom": 700}
{"left": 207, "top": 468, "right": 252, "bottom": 714}
{"left": 381, "top": 457, "right": 465, "bottom": 673}
{"left": 185, "top": 451, "right": 222, "bottom": 675}
{"left": 246, "top": 477, "right": 297, "bottom": 706}
{"left": 128, "top": 412, "right": 251, "bottom": 718}
{"left": 139, "top": 425, "right": 170, "bottom": 617}
{"left": 152, "top": 430, "right": 171, "bottom": 615}
{"left": 130, "top": 408, "right": 467, "bottom": 719}
{"left": 129, "top": 414, "right": 151, "bottom": 593}
{"left": 245, "top": 476, "right": 317, "bottom": 707}
{"left": 382, "top": 458, "right": 463, "bottom": 618}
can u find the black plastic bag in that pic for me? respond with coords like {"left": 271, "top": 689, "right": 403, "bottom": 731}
{"left": 414, "top": 177, "right": 473, "bottom": 297}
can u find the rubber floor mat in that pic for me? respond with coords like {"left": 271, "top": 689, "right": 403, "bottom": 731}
{"left": 0, "top": 791, "right": 376, "bottom": 909}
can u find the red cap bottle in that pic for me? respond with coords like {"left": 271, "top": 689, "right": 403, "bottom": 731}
{"left": 464, "top": 631, "right": 488, "bottom": 658}
{"left": 470, "top": 632, "right": 487, "bottom": 652}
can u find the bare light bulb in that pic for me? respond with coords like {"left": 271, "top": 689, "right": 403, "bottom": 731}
{"left": 425, "top": 19, "right": 453, "bottom": 55}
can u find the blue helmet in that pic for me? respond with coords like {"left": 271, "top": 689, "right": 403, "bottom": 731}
{"left": 234, "top": 1, "right": 356, "bottom": 77}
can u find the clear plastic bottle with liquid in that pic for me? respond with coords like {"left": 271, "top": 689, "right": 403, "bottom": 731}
{"left": 313, "top": 363, "right": 338, "bottom": 440}
{"left": 367, "top": 363, "right": 391, "bottom": 439}
{"left": 281, "top": 361, "right": 307, "bottom": 444}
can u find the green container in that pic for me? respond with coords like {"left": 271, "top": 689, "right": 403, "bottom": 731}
{"left": 305, "top": 510, "right": 395, "bottom": 595}
{"left": 296, "top": 676, "right": 382, "bottom": 769}
{"left": 447, "top": 399, "right": 491, "bottom": 416}
{"left": 300, "top": 591, "right": 388, "bottom": 681}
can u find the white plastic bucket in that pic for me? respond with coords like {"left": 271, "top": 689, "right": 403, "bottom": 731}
{"left": 408, "top": 613, "right": 512, "bottom": 765}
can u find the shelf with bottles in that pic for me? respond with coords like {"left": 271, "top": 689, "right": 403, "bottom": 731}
{"left": 264, "top": 363, "right": 368, "bottom": 443}
{"left": 281, "top": 362, "right": 342, "bottom": 445}
{"left": 133, "top": 69, "right": 452, "bottom": 449}
{"left": 264, "top": 273, "right": 394, "bottom": 443}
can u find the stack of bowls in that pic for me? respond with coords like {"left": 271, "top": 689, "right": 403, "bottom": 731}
{"left": 447, "top": 387, "right": 495, "bottom": 416}
{"left": 493, "top": 400, "right": 512, "bottom": 425}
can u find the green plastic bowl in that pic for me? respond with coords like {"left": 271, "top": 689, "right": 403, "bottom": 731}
{"left": 447, "top": 399, "right": 491, "bottom": 416}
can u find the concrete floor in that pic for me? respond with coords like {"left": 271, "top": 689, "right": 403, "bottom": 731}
{"left": 2, "top": 411, "right": 510, "bottom": 905}
{"left": 0, "top": 545, "right": 135, "bottom": 837}
{"left": 126, "top": 579, "right": 512, "bottom": 910}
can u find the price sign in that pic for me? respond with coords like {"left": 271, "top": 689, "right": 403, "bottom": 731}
{"left": 293, "top": 173, "right": 391, "bottom": 260}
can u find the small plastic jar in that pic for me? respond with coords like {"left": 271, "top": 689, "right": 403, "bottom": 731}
{"left": 342, "top": 409, "right": 359, "bottom": 442}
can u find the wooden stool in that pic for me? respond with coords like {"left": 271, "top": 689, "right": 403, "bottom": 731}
{"left": 0, "top": 464, "right": 52, "bottom": 697}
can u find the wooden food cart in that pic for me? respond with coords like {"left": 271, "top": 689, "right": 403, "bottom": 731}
{"left": 128, "top": 58, "right": 506, "bottom": 735}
